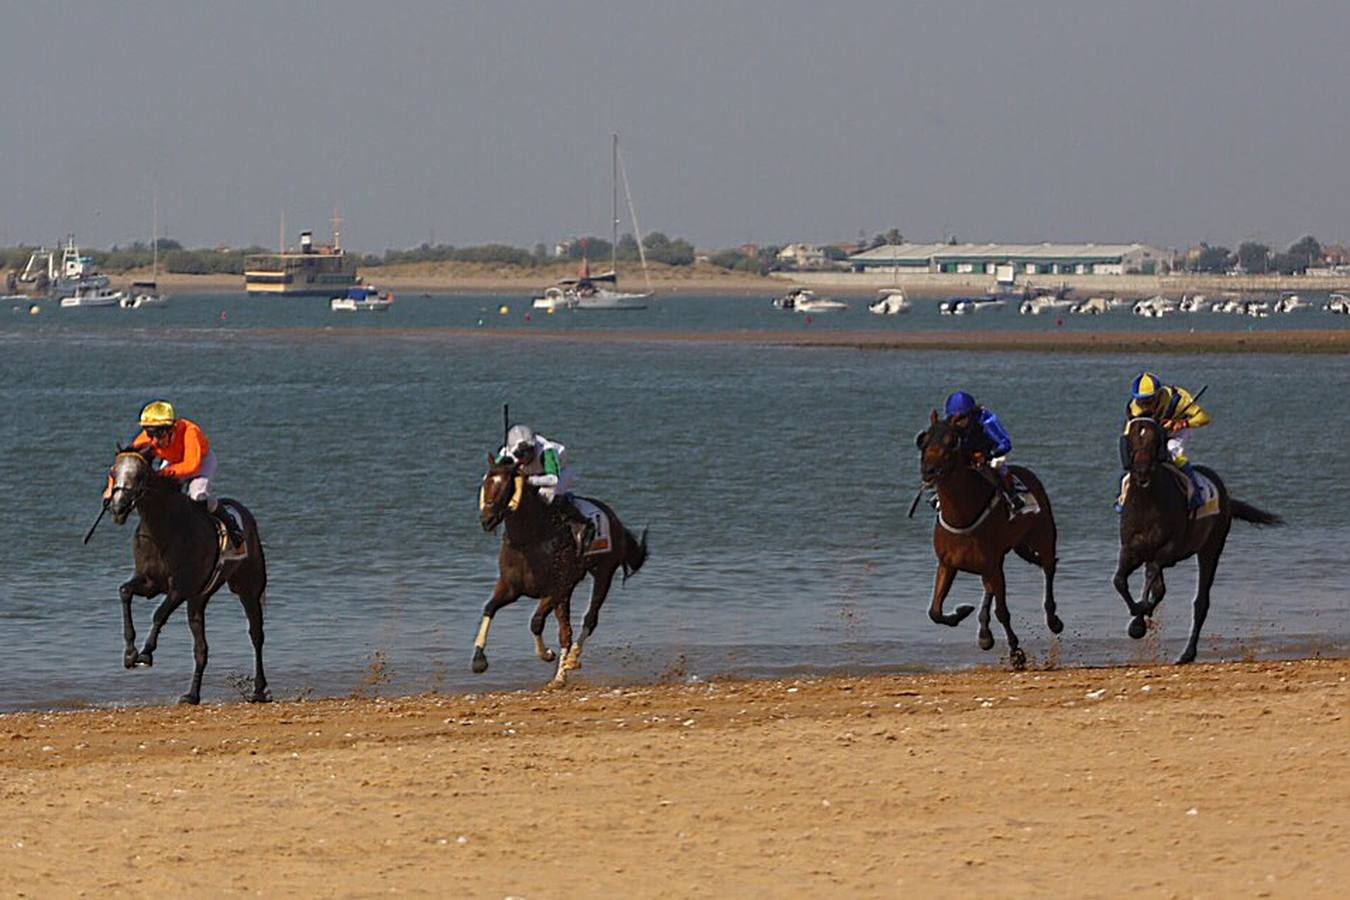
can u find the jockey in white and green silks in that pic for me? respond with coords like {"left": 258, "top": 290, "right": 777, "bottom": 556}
{"left": 497, "top": 424, "right": 593, "bottom": 544}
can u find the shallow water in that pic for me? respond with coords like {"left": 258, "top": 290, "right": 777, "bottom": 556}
{"left": 1, "top": 295, "right": 1346, "bottom": 710}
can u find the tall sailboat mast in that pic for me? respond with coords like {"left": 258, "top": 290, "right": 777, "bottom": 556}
{"left": 611, "top": 132, "right": 619, "bottom": 274}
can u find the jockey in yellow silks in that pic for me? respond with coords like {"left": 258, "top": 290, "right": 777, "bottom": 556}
{"left": 1125, "top": 372, "right": 1210, "bottom": 467}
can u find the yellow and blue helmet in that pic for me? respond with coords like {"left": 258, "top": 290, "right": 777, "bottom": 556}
{"left": 1131, "top": 372, "right": 1163, "bottom": 401}
{"left": 139, "top": 400, "right": 177, "bottom": 428}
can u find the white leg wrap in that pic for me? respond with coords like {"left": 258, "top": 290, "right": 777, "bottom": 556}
{"left": 474, "top": 615, "right": 492, "bottom": 650}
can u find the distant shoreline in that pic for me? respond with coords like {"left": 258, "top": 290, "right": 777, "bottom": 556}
{"left": 94, "top": 267, "right": 1350, "bottom": 300}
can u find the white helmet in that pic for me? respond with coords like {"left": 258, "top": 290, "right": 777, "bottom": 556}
{"left": 505, "top": 424, "right": 536, "bottom": 460}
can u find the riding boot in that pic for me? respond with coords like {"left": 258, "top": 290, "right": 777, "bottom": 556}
{"left": 200, "top": 498, "right": 246, "bottom": 561}
{"left": 556, "top": 496, "right": 595, "bottom": 556}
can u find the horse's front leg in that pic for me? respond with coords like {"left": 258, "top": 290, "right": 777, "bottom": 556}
{"left": 1142, "top": 564, "right": 1167, "bottom": 617}
{"left": 988, "top": 569, "right": 1024, "bottom": 669}
{"left": 549, "top": 595, "right": 575, "bottom": 688}
{"left": 1113, "top": 550, "right": 1149, "bottom": 638}
{"left": 928, "top": 562, "right": 974, "bottom": 627}
{"left": 118, "top": 574, "right": 155, "bottom": 669}
{"left": 180, "top": 596, "right": 208, "bottom": 705}
{"left": 529, "top": 596, "right": 557, "bottom": 663}
{"left": 567, "top": 566, "right": 616, "bottom": 672}
{"left": 472, "top": 581, "right": 520, "bottom": 674}
{"left": 137, "top": 591, "right": 187, "bottom": 668}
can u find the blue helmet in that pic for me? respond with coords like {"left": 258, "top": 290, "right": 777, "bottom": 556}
{"left": 944, "top": 391, "right": 977, "bottom": 418}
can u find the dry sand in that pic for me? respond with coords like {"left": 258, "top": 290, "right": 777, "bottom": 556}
{"left": 3, "top": 658, "right": 1347, "bottom": 897}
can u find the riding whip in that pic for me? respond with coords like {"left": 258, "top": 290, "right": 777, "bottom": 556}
{"left": 83, "top": 500, "right": 109, "bottom": 545}
{"left": 503, "top": 403, "right": 509, "bottom": 446}
{"left": 907, "top": 485, "right": 927, "bottom": 519}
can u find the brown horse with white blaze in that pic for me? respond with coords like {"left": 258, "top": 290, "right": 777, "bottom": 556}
{"left": 915, "top": 411, "right": 1062, "bottom": 667}
{"left": 474, "top": 454, "right": 647, "bottom": 687}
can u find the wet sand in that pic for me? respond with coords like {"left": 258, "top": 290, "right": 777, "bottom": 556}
{"left": 3, "top": 658, "right": 1347, "bottom": 896}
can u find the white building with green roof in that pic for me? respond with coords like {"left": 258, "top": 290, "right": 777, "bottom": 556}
{"left": 847, "top": 242, "right": 1169, "bottom": 276}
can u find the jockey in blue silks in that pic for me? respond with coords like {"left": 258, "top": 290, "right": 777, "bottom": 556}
{"left": 944, "top": 390, "right": 1023, "bottom": 514}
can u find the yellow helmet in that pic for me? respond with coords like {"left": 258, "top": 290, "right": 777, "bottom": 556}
{"left": 139, "top": 400, "right": 177, "bottom": 428}
{"left": 1131, "top": 372, "right": 1162, "bottom": 400}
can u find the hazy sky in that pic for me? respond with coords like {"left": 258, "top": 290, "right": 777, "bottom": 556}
{"left": 2, "top": 1, "right": 1347, "bottom": 252}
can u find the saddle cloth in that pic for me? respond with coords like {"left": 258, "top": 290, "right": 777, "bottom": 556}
{"left": 1166, "top": 465, "right": 1221, "bottom": 519}
{"left": 572, "top": 497, "right": 612, "bottom": 557}
{"left": 1008, "top": 472, "right": 1042, "bottom": 517}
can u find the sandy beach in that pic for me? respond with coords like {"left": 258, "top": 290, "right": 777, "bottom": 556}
{"left": 3, "top": 658, "right": 1346, "bottom": 897}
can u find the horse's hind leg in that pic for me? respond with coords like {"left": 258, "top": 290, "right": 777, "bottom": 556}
{"left": 1177, "top": 545, "right": 1221, "bottom": 665}
{"left": 988, "top": 570, "right": 1025, "bottom": 669}
{"left": 180, "top": 596, "right": 209, "bottom": 705}
{"left": 567, "top": 566, "right": 616, "bottom": 671}
{"left": 237, "top": 589, "right": 270, "bottom": 702}
{"left": 549, "top": 595, "right": 576, "bottom": 688}
{"left": 530, "top": 597, "right": 557, "bottom": 663}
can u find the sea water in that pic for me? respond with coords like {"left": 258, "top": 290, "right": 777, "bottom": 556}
{"left": 0, "top": 295, "right": 1346, "bottom": 710}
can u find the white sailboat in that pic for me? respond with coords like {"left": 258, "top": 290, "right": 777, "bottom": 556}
{"left": 533, "top": 133, "right": 653, "bottom": 312}
{"left": 122, "top": 198, "right": 170, "bottom": 309}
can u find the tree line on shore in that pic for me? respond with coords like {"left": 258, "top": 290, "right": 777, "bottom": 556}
{"left": 1, "top": 230, "right": 1344, "bottom": 278}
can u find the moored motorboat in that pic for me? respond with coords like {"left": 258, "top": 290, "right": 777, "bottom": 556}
{"left": 869, "top": 287, "right": 910, "bottom": 314}
{"left": 774, "top": 288, "right": 846, "bottom": 312}
{"left": 60, "top": 283, "right": 125, "bottom": 308}
{"left": 330, "top": 286, "right": 393, "bottom": 311}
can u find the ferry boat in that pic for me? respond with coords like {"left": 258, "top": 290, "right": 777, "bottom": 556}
{"left": 244, "top": 229, "right": 358, "bottom": 296}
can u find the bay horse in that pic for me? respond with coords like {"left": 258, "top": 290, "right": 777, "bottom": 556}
{"left": 1115, "top": 417, "right": 1283, "bottom": 663}
{"left": 915, "top": 411, "right": 1062, "bottom": 668}
{"left": 475, "top": 454, "right": 647, "bottom": 687}
{"left": 106, "top": 448, "right": 269, "bottom": 704}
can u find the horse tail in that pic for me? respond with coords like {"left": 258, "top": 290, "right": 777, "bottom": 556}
{"left": 622, "top": 526, "right": 648, "bottom": 583}
{"left": 1231, "top": 499, "right": 1284, "bottom": 527}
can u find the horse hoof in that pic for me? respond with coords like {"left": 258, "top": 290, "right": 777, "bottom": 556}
{"left": 123, "top": 654, "right": 138, "bottom": 670}
{"left": 563, "top": 658, "right": 582, "bottom": 672}
{"left": 1127, "top": 617, "right": 1148, "bottom": 640}
{"left": 539, "top": 649, "right": 557, "bottom": 663}
{"left": 135, "top": 652, "right": 153, "bottom": 668}
{"left": 1047, "top": 614, "right": 1064, "bottom": 634}
{"left": 978, "top": 632, "right": 995, "bottom": 651}
{"left": 1009, "top": 648, "right": 1027, "bottom": 670}
{"left": 471, "top": 649, "right": 489, "bottom": 674}
{"left": 178, "top": 693, "right": 200, "bottom": 706}
{"left": 249, "top": 690, "right": 272, "bottom": 704}
{"left": 545, "top": 677, "right": 567, "bottom": 691}
{"left": 1175, "top": 650, "right": 1196, "bottom": 665}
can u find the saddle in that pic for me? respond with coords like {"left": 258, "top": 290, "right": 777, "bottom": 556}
{"left": 196, "top": 502, "right": 249, "bottom": 596}
{"left": 559, "top": 497, "right": 612, "bottom": 557}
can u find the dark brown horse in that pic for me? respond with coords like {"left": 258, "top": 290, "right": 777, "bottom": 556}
{"left": 475, "top": 455, "right": 647, "bottom": 687}
{"left": 1115, "top": 417, "right": 1282, "bottom": 663}
{"left": 106, "top": 448, "right": 269, "bottom": 704}
{"left": 915, "top": 411, "right": 1062, "bottom": 667}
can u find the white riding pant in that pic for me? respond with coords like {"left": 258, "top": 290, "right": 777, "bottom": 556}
{"left": 536, "top": 467, "right": 575, "bottom": 505}
{"left": 989, "top": 454, "right": 1009, "bottom": 471}
{"left": 185, "top": 451, "right": 217, "bottom": 503}
{"left": 1167, "top": 431, "right": 1189, "bottom": 463}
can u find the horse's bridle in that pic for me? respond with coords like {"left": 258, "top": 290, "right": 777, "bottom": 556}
{"left": 479, "top": 468, "right": 525, "bottom": 530}
{"left": 1125, "top": 417, "right": 1165, "bottom": 488}
{"left": 108, "top": 452, "right": 151, "bottom": 518}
